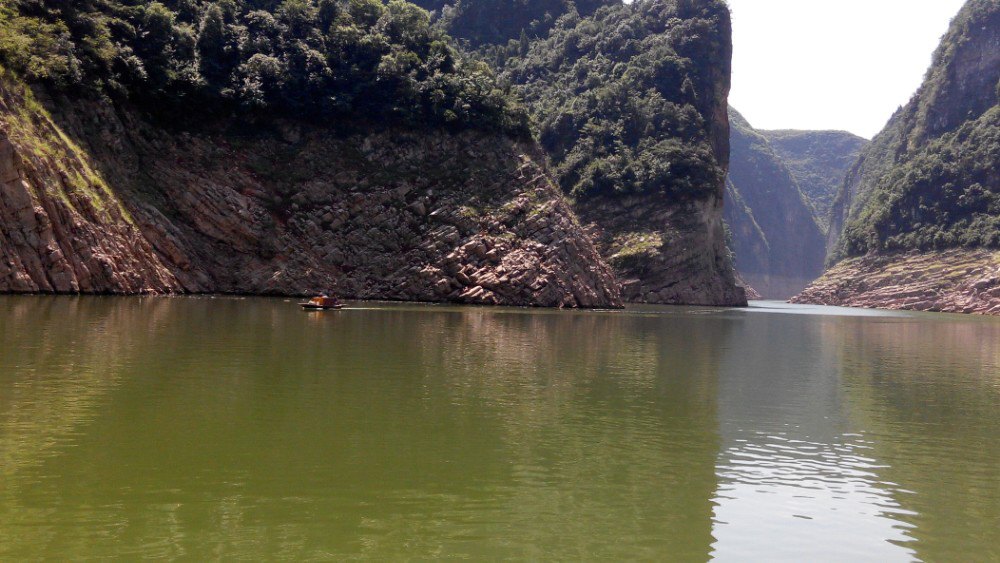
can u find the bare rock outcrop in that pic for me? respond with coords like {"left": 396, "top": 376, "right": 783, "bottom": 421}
{"left": 0, "top": 85, "right": 180, "bottom": 294}
{"left": 578, "top": 194, "right": 747, "bottom": 306}
{"left": 0, "top": 75, "right": 622, "bottom": 308}
{"left": 792, "top": 250, "right": 1000, "bottom": 315}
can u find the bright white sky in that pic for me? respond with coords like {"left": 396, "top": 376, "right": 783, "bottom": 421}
{"left": 727, "top": 0, "right": 968, "bottom": 138}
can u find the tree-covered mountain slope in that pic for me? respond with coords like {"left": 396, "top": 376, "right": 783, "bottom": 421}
{"left": 796, "top": 0, "right": 1000, "bottom": 314}
{"left": 410, "top": 0, "right": 613, "bottom": 46}
{"left": 0, "top": 0, "right": 530, "bottom": 133}
{"left": 444, "top": 0, "right": 746, "bottom": 305}
{"left": 0, "top": 0, "right": 622, "bottom": 307}
{"left": 825, "top": 0, "right": 1000, "bottom": 260}
{"left": 725, "top": 109, "right": 826, "bottom": 298}
{"left": 761, "top": 129, "right": 868, "bottom": 233}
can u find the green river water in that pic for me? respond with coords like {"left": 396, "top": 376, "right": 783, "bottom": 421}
{"left": 0, "top": 296, "right": 998, "bottom": 560}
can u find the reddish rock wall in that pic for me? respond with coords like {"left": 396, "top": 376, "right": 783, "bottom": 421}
{"left": 0, "top": 76, "right": 622, "bottom": 308}
{"left": 792, "top": 250, "right": 1000, "bottom": 315}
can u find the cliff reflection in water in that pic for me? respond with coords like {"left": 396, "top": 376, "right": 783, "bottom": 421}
{"left": 0, "top": 297, "right": 179, "bottom": 479}
{"left": 0, "top": 297, "right": 191, "bottom": 555}
{"left": 0, "top": 298, "right": 726, "bottom": 560}
{"left": 408, "top": 307, "right": 727, "bottom": 560}
{"left": 831, "top": 316, "right": 1000, "bottom": 562}
{"left": 1, "top": 298, "right": 998, "bottom": 560}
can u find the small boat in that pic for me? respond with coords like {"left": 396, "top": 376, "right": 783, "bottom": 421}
{"left": 299, "top": 296, "right": 343, "bottom": 310}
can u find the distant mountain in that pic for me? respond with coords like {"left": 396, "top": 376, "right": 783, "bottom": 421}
{"left": 725, "top": 110, "right": 826, "bottom": 299}
{"left": 761, "top": 129, "right": 868, "bottom": 233}
{"left": 795, "top": 0, "right": 1000, "bottom": 315}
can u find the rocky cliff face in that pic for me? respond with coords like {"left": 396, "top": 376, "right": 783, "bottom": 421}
{"left": 0, "top": 73, "right": 622, "bottom": 307}
{"left": 760, "top": 129, "right": 867, "bottom": 233}
{"left": 725, "top": 110, "right": 826, "bottom": 299}
{"left": 792, "top": 250, "right": 1000, "bottom": 315}
{"left": 575, "top": 1, "right": 744, "bottom": 306}
{"left": 0, "top": 77, "right": 180, "bottom": 294}
{"left": 579, "top": 192, "right": 745, "bottom": 305}
{"left": 492, "top": 0, "right": 746, "bottom": 306}
{"left": 797, "top": 0, "right": 1000, "bottom": 315}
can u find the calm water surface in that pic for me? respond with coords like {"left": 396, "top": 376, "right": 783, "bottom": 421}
{"left": 0, "top": 297, "right": 998, "bottom": 560}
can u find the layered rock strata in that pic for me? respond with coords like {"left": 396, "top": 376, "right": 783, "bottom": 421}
{"left": 580, "top": 194, "right": 747, "bottom": 305}
{"left": 0, "top": 76, "right": 622, "bottom": 307}
{"left": 792, "top": 250, "right": 1000, "bottom": 315}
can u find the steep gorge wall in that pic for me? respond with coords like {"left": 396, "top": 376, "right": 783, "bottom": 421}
{"left": 0, "top": 74, "right": 622, "bottom": 307}
{"left": 497, "top": 0, "right": 746, "bottom": 306}
{"left": 1, "top": 0, "right": 754, "bottom": 309}
{"left": 580, "top": 191, "right": 745, "bottom": 305}
{"left": 724, "top": 110, "right": 826, "bottom": 299}
{"left": 587, "top": 0, "right": 745, "bottom": 306}
{"left": 825, "top": 0, "right": 1000, "bottom": 259}
{"left": 797, "top": 0, "right": 1000, "bottom": 315}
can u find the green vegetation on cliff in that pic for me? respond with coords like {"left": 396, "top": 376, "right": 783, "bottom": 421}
{"left": 829, "top": 0, "right": 1000, "bottom": 260}
{"left": 761, "top": 129, "right": 867, "bottom": 233}
{"left": 0, "top": 0, "right": 527, "bottom": 133}
{"left": 418, "top": 0, "right": 744, "bottom": 306}
{"left": 841, "top": 109, "right": 1000, "bottom": 254}
{"left": 410, "top": 0, "right": 613, "bottom": 46}
{"left": 493, "top": 0, "right": 731, "bottom": 201}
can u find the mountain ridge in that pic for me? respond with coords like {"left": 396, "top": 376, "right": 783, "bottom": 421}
{"left": 760, "top": 129, "right": 867, "bottom": 234}
{"left": 796, "top": 0, "right": 1000, "bottom": 314}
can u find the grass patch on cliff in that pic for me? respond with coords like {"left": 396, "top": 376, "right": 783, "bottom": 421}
{"left": 607, "top": 231, "right": 661, "bottom": 273}
{"left": 0, "top": 66, "right": 134, "bottom": 225}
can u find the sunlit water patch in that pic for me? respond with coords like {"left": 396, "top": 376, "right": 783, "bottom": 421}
{"left": 712, "top": 432, "right": 917, "bottom": 562}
